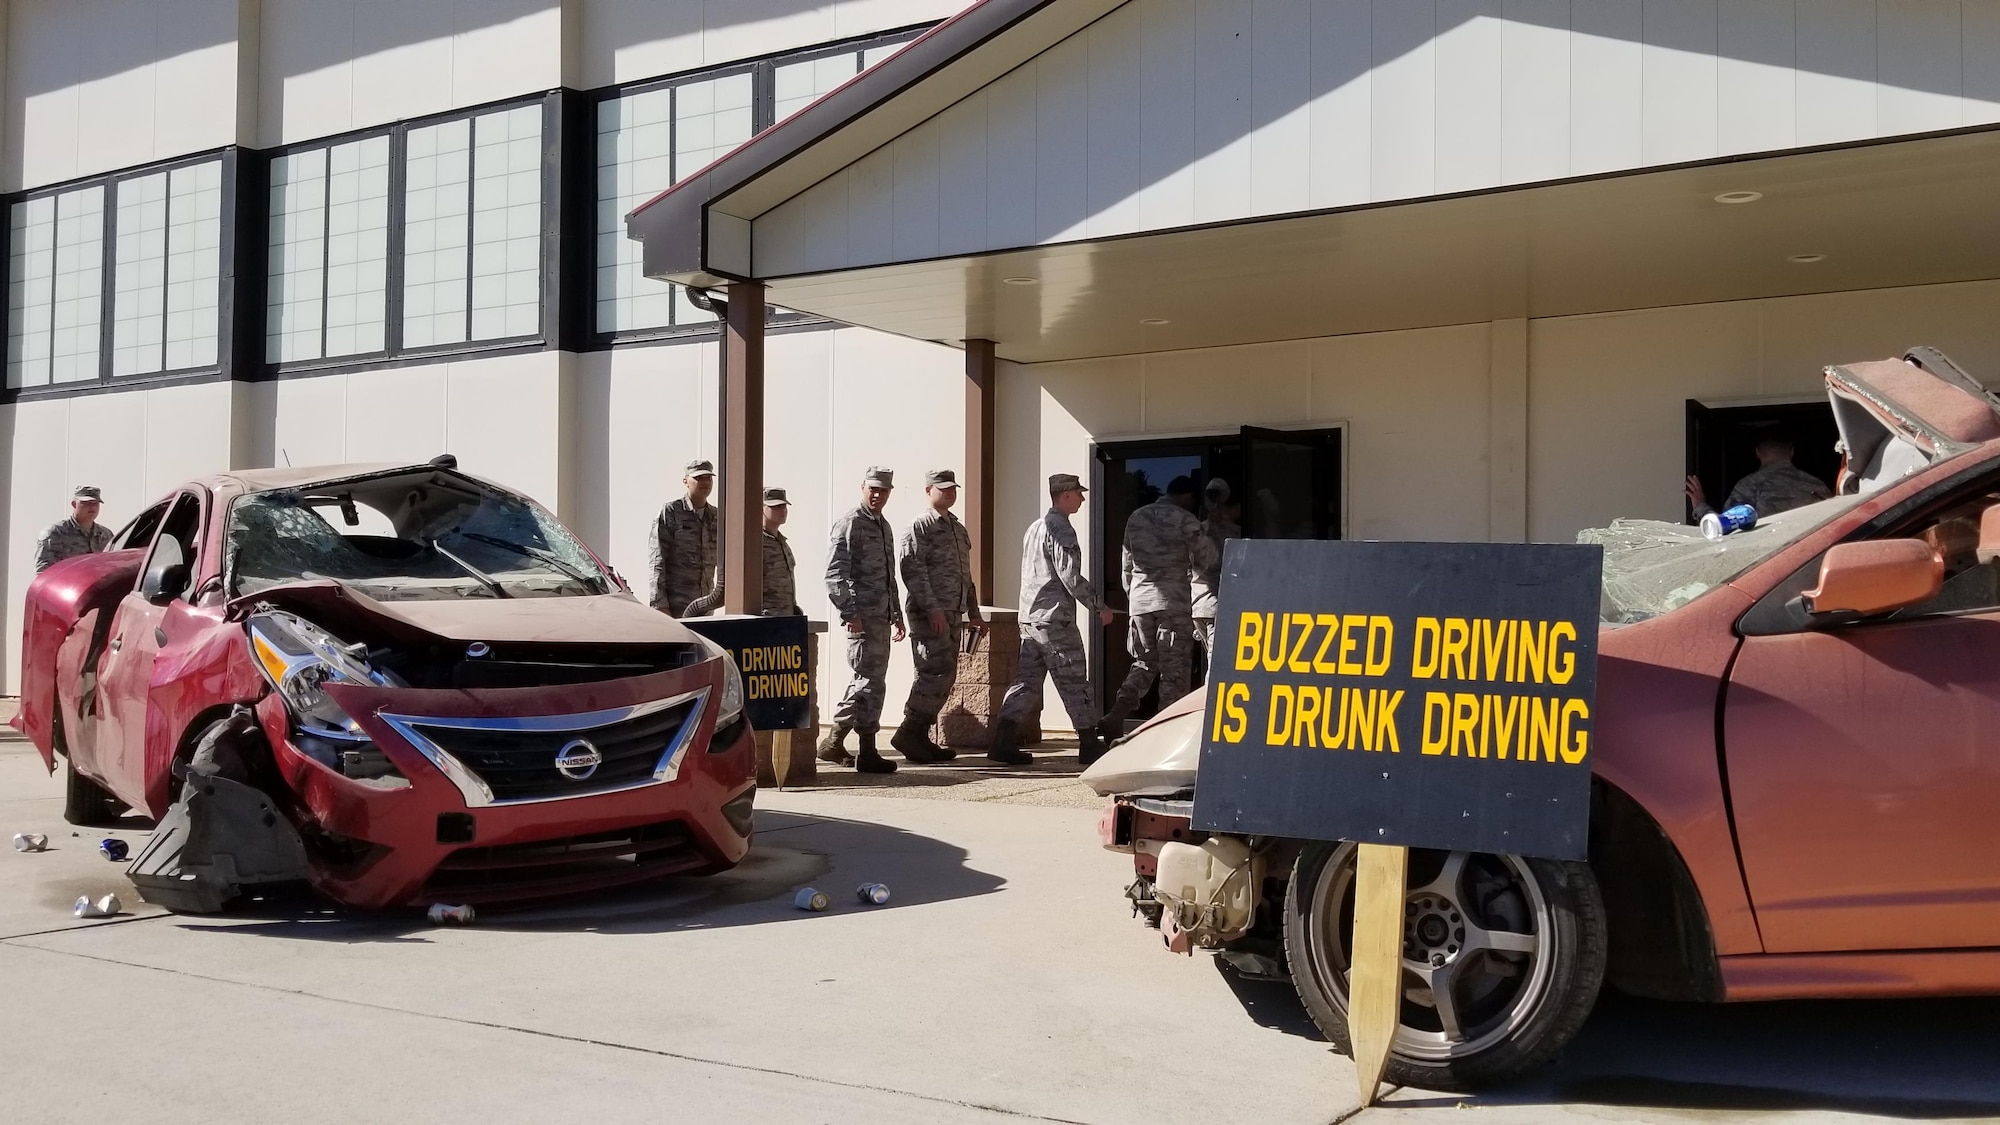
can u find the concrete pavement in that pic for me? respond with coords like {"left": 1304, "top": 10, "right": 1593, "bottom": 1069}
{"left": 2, "top": 738, "right": 1998, "bottom": 1124}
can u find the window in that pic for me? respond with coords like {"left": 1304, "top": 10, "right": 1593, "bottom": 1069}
{"left": 8, "top": 185, "right": 103, "bottom": 388}
{"left": 266, "top": 99, "right": 546, "bottom": 368}
{"left": 593, "top": 28, "right": 926, "bottom": 340}
{"left": 114, "top": 162, "right": 224, "bottom": 375}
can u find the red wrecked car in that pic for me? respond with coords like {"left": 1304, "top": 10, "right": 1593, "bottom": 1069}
{"left": 13, "top": 457, "right": 755, "bottom": 912}
{"left": 1086, "top": 348, "right": 2000, "bottom": 1089}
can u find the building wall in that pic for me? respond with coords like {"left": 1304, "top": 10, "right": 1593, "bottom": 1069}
{"left": 757, "top": 0, "right": 2000, "bottom": 277}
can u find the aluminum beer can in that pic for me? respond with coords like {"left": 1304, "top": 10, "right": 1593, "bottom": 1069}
{"left": 426, "top": 903, "right": 476, "bottom": 925}
{"left": 1700, "top": 504, "right": 1758, "bottom": 541}
{"left": 98, "top": 838, "right": 129, "bottom": 862}
{"left": 13, "top": 833, "right": 48, "bottom": 852}
{"left": 856, "top": 883, "right": 891, "bottom": 905}
{"left": 794, "top": 888, "right": 830, "bottom": 912}
{"left": 73, "top": 894, "right": 121, "bottom": 919}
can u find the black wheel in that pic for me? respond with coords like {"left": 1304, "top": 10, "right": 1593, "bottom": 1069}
{"left": 1284, "top": 841, "right": 1606, "bottom": 1091}
{"left": 63, "top": 757, "right": 125, "bottom": 827}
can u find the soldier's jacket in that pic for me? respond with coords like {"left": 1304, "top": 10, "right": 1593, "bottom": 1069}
{"left": 1703, "top": 461, "right": 1832, "bottom": 519}
{"left": 1120, "top": 499, "right": 1218, "bottom": 616}
{"left": 1019, "top": 508, "right": 1102, "bottom": 625}
{"left": 33, "top": 519, "right": 113, "bottom": 573}
{"left": 648, "top": 498, "right": 720, "bottom": 616}
{"left": 826, "top": 506, "right": 903, "bottom": 626}
{"left": 761, "top": 528, "right": 798, "bottom": 616}
{"left": 1191, "top": 514, "right": 1240, "bottom": 619}
{"left": 900, "top": 508, "right": 982, "bottom": 620}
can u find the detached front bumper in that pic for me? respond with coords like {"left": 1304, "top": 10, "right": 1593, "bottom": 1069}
{"left": 262, "top": 661, "right": 756, "bottom": 909}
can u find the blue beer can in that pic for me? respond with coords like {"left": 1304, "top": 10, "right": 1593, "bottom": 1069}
{"left": 1700, "top": 504, "right": 1757, "bottom": 541}
{"left": 98, "top": 838, "right": 129, "bottom": 862}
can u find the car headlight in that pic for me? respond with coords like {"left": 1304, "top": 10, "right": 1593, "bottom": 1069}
{"left": 688, "top": 632, "right": 744, "bottom": 725}
{"left": 247, "top": 610, "right": 409, "bottom": 786}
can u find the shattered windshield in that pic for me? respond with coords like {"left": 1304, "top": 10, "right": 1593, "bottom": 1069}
{"left": 228, "top": 470, "right": 612, "bottom": 601}
{"left": 1579, "top": 494, "right": 1868, "bottom": 624}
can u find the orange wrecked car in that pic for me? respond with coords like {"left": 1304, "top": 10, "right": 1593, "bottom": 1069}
{"left": 1085, "top": 347, "right": 2000, "bottom": 1089}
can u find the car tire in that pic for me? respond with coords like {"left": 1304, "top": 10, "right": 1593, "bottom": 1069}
{"left": 63, "top": 757, "right": 125, "bottom": 828}
{"left": 1284, "top": 841, "right": 1606, "bottom": 1092}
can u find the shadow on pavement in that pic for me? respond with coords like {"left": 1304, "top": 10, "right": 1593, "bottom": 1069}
{"left": 805, "top": 747, "right": 1084, "bottom": 792}
{"left": 171, "top": 809, "right": 1004, "bottom": 943}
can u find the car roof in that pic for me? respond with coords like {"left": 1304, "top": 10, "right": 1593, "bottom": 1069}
{"left": 194, "top": 463, "right": 424, "bottom": 495}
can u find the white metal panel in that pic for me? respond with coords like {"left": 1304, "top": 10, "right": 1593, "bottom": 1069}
{"left": 1138, "top": 0, "right": 1199, "bottom": 230}
{"left": 1795, "top": 0, "right": 1879, "bottom": 145}
{"left": 1193, "top": 0, "right": 1255, "bottom": 223}
{"left": 1250, "top": 0, "right": 1314, "bottom": 217}
{"left": 892, "top": 119, "right": 943, "bottom": 264}
{"left": 802, "top": 172, "right": 852, "bottom": 278}
{"left": 1641, "top": 0, "right": 1719, "bottom": 166}
{"left": 1035, "top": 34, "right": 1091, "bottom": 243}
{"left": 984, "top": 62, "right": 1041, "bottom": 251}
{"left": 1086, "top": 11, "right": 1145, "bottom": 236}
{"left": 756, "top": 191, "right": 807, "bottom": 278}
{"left": 1877, "top": 0, "right": 1964, "bottom": 135}
{"left": 935, "top": 91, "right": 992, "bottom": 257}
{"left": 846, "top": 146, "right": 898, "bottom": 271}
{"left": 1967, "top": 2, "right": 2000, "bottom": 122}
{"left": 1435, "top": 1, "right": 1503, "bottom": 194}
{"left": 1717, "top": 0, "right": 1797, "bottom": 155}
{"left": 1309, "top": 0, "right": 1374, "bottom": 209}
{"left": 1570, "top": 0, "right": 1642, "bottom": 174}
{"left": 1370, "top": 0, "right": 1437, "bottom": 201}
{"left": 1500, "top": 0, "right": 1571, "bottom": 185}
{"left": 350, "top": 2, "right": 455, "bottom": 129}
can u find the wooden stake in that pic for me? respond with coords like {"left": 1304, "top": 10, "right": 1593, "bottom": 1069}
{"left": 1350, "top": 842, "right": 1408, "bottom": 1107}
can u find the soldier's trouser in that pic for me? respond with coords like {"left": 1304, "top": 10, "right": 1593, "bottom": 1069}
{"left": 1193, "top": 617, "right": 1215, "bottom": 673}
{"left": 999, "top": 620, "right": 1098, "bottom": 731}
{"left": 833, "top": 617, "right": 894, "bottom": 733}
{"left": 904, "top": 611, "right": 961, "bottom": 717}
{"left": 1110, "top": 610, "right": 1194, "bottom": 718}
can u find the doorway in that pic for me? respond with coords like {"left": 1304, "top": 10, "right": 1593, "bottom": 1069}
{"left": 1090, "top": 426, "right": 1343, "bottom": 723}
{"left": 1685, "top": 400, "right": 1840, "bottom": 524}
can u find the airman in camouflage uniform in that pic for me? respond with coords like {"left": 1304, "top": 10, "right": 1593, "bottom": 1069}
{"left": 1686, "top": 427, "right": 1832, "bottom": 522}
{"left": 649, "top": 459, "right": 723, "bottom": 618}
{"left": 1191, "top": 479, "right": 1242, "bottom": 674}
{"left": 34, "top": 485, "right": 112, "bottom": 572}
{"left": 893, "top": 469, "right": 986, "bottom": 763}
{"left": 760, "top": 487, "right": 800, "bottom": 616}
{"left": 1104, "top": 477, "right": 1217, "bottom": 736}
{"left": 994, "top": 474, "right": 1115, "bottom": 767}
{"left": 819, "top": 467, "right": 905, "bottom": 774}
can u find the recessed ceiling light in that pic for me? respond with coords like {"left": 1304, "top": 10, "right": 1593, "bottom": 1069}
{"left": 1713, "top": 190, "right": 1763, "bottom": 204}
{"left": 1002, "top": 276, "right": 1038, "bottom": 285}
{"left": 1787, "top": 253, "right": 1827, "bottom": 264}
{"left": 1139, "top": 317, "right": 1170, "bottom": 326}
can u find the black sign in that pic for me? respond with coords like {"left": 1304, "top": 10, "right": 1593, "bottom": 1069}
{"left": 1191, "top": 540, "right": 1602, "bottom": 861}
{"left": 683, "top": 615, "right": 813, "bottom": 731}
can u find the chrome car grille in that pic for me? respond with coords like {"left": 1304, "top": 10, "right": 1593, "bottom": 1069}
{"left": 380, "top": 688, "right": 708, "bottom": 807}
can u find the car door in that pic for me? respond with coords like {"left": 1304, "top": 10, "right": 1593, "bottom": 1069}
{"left": 1725, "top": 471, "right": 2000, "bottom": 953}
{"left": 93, "top": 492, "right": 203, "bottom": 812}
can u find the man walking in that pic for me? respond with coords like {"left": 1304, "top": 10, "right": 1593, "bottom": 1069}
{"left": 649, "top": 459, "right": 723, "bottom": 618}
{"left": 893, "top": 469, "right": 985, "bottom": 764}
{"left": 1684, "top": 425, "right": 1832, "bottom": 521}
{"left": 34, "top": 485, "right": 112, "bottom": 572}
{"left": 1191, "top": 478, "right": 1242, "bottom": 675}
{"left": 1103, "top": 476, "right": 1217, "bottom": 739}
{"left": 819, "top": 467, "right": 905, "bottom": 774}
{"left": 991, "top": 474, "right": 1115, "bottom": 767}
{"left": 760, "top": 487, "right": 800, "bottom": 616}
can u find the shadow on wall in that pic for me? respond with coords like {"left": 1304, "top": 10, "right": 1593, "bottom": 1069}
{"left": 569, "top": 361, "right": 614, "bottom": 557}
{"left": 0, "top": 404, "right": 12, "bottom": 688}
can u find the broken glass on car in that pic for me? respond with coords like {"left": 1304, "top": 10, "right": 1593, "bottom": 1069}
{"left": 228, "top": 469, "right": 611, "bottom": 600}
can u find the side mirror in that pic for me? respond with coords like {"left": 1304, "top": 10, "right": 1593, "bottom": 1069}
{"left": 1977, "top": 504, "right": 2000, "bottom": 564}
{"left": 1803, "top": 539, "right": 1942, "bottom": 618}
{"left": 140, "top": 538, "right": 191, "bottom": 605}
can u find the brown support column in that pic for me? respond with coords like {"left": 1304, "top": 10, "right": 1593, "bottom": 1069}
{"left": 721, "top": 282, "right": 766, "bottom": 615}
{"left": 963, "top": 338, "right": 997, "bottom": 600}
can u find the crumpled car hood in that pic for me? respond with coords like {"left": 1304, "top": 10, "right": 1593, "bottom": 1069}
{"left": 230, "top": 581, "right": 698, "bottom": 646}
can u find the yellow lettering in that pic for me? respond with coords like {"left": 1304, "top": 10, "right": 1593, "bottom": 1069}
{"left": 1263, "top": 614, "right": 1290, "bottom": 673}
{"left": 1365, "top": 616, "right": 1394, "bottom": 677}
{"left": 1442, "top": 618, "right": 1470, "bottom": 681}
{"left": 1322, "top": 684, "right": 1346, "bottom": 748}
{"left": 1236, "top": 613, "right": 1265, "bottom": 672}
{"left": 1267, "top": 685, "right": 1295, "bottom": 745}
{"left": 1347, "top": 687, "right": 1376, "bottom": 752}
{"left": 1548, "top": 621, "right": 1578, "bottom": 685}
{"left": 1560, "top": 699, "right": 1590, "bottom": 764}
{"left": 1211, "top": 684, "right": 1228, "bottom": 743}
{"left": 1480, "top": 621, "right": 1506, "bottom": 682}
{"left": 1421, "top": 692, "right": 1449, "bottom": 754}
{"left": 1493, "top": 694, "right": 1522, "bottom": 760}
{"left": 1450, "top": 692, "right": 1479, "bottom": 757}
{"left": 1338, "top": 615, "right": 1366, "bottom": 676}
{"left": 1412, "top": 618, "right": 1441, "bottom": 678}
{"left": 1517, "top": 621, "right": 1547, "bottom": 685}
{"left": 1223, "top": 683, "right": 1250, "bottom": 742}
{"left": 1312, "top": 614, "right": 1341, "bottom": 674}
{"left": 1529, "top": 696, "right": 1560, "bottom": 762}
{"left": 1375, "top": 689, "right": 1404, "bottom": 753}
{"left": 1294, "top": 686, "right": 1323, "bottom": 748}
{"left": 1288, "top": 613, "right": 1315, "bottom": 674}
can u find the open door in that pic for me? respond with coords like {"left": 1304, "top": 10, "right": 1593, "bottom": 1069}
{"left": 1238, "top": 426, "right": 1341, "bottom": 540}
{"left": 1684, "top": 400, "right": 1840, "bottom": 524}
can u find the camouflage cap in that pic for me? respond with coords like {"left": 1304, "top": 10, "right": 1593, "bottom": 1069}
{"left": 863, "top": 466, "right": 895, "bottom": 488}
{"left": 925, "top": 468, "right": 958, "bottom": 488}
{"left": 1048, "top": 473, "right": 1087, "bottom": 495}
{"left": 762, "top": 487, "right": 790, "bottom": 506}
{"left": 72, "top": 485, "right": 102, "bottom": 502}
{"left": 684, "top": 459, "right": 715, "bottom": 478}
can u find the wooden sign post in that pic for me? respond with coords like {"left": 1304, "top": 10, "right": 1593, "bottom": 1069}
{"left": 1349, "top": 843, "right": 1408, "bottom": 1106}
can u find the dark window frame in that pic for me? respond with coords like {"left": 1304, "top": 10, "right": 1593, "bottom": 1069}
{"left": 1, "top": 147, "right": 240, "bottom": 403}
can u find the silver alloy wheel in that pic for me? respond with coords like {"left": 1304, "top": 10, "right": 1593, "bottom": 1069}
{"left": 1303, "top": 843, "right": 1558, "bottom": 1061}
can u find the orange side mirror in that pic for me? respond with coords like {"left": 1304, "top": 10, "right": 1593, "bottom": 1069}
{"left": 1977, "top": 505, "right": 2000, "bottom": 564}
{"left": 1803, "top": 539, "right": 1943, "bottom": 617}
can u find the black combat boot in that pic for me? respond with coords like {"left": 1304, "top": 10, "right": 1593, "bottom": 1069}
{"left": 854, "top": 729, "right": 898, "bottom": 774}
{"left": 889, "top": 712, "right": 942, "bottom": 763}
{"left": 816, "top": 722, "right": 854, "bottom": 767}
{"left": 1078, "top": 729, "right": 1109, "bottom": 768}
{"left": 986, "top": 718, "right": 1031, "bottom": 766}
{"left": 1097, "top": 710, "right": 1128, "bottom": 744}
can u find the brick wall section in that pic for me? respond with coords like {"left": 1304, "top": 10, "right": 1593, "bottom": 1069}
{"left": 937, "top": 611, "right": 1040, "bottom": 748}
